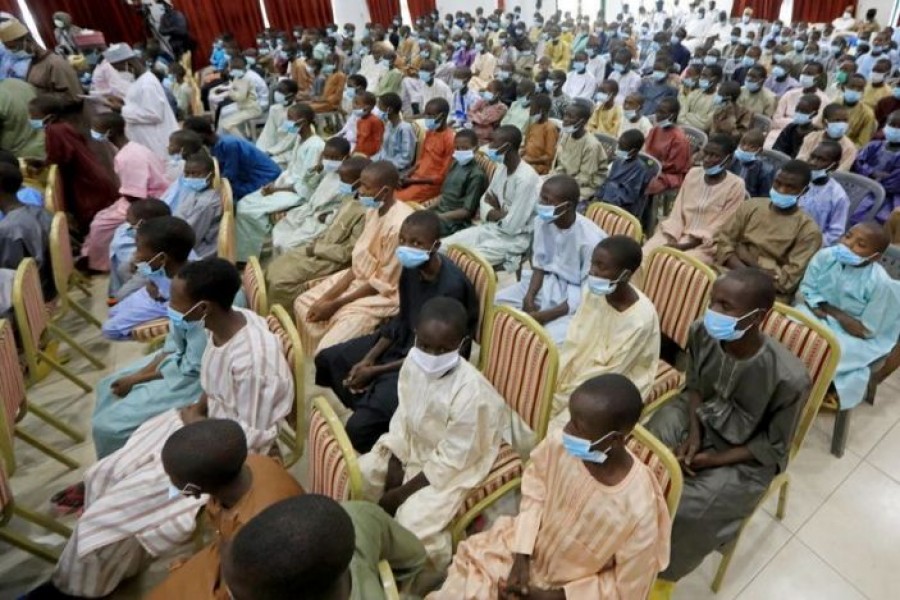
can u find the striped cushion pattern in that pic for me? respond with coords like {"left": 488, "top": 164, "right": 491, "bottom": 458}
{"left": 0, "top": 320, "right": 24, "bottom": 435}
{"left": 475, "top": 154, "right": 497, "bottom": 182}
{"left": 266, "top": 315, "right": 298, "bottom": 429}
{"left": 446, "top": 248, "right": 493, "bottom": 344}
{"left": 19, "top": 261, "right": 48, "bottom": 351}
{"left": 308, "top": 408, "right": 352, "bottom": 501}
{"left": 132, "top": 318, "right": 170, "bottom": 342}
{"left": 762, "top": 311, "right": 832, "bottom": 383}
{"left": 482, "top": 311, "right": 552, "bottom": 431}
{"left": 456, "top": 442, "right": 522, "bottom": 518}
{"left": 627, "top": 436, "right": 673, "bottom": 499}
{"left": 646, "top": 360, "right": 684, "bottom": 406}
{"left": 585, "top": 204, "right": 638, "bottom": 240}
{"left": 642, "top": 252, "right": 713, "bottom": 348}
{"left": 243, "top": 265, "right": 263, "bottom": 316}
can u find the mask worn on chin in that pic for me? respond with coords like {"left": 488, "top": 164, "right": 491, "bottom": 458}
{"left": 833, "top": 243, "right": 873, "bottom": 266}
{"left": 167, "top": 302, "right": 206, "bottom": 332}
{"left": 562, "top": 431, "right": 618, "bottom": 463}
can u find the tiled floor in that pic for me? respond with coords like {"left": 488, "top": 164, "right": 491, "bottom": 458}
{"left": 1, "top": 278, "right": 898, "bottom": 599}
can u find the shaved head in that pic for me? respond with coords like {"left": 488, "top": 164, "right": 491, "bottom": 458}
{"left": 569, "top": 374, "right": 643, "bottom": 439}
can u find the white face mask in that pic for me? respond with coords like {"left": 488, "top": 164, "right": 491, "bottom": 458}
{"left": 408, "top": 346, "right": 460, "bottom": 379}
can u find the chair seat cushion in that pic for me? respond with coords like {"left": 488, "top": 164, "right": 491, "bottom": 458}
{"left": 646, "top": 360, "right": 685, "bottom": 406}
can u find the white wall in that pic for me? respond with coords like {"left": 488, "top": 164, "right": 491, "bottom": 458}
{"left": 332, "top": 0, "right": 371, "bottom": 30}
{"left": 855, "top": 0, "right": 897, "bottom": 27}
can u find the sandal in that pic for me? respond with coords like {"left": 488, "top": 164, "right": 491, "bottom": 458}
{"left": 50, "top": 482, "right": 85, "bottom": 516}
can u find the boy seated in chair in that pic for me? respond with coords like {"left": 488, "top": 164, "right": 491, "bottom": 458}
{"left": 647, "top": 269, "right": 810, "bottom": 597}
{"left": 358, "top": 297, "right": 508, "bottom": 571}
{"left": 431, "top": 374, "right": 671, "bottom": 599}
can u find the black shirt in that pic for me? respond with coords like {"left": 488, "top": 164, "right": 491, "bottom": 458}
{"left": 377, "top": 257, "right": 480, "bottom": 362}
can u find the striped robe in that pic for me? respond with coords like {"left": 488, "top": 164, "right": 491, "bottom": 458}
{"left": 51, "top": 309, "right": 294, "bottom": 598}
{"left": 429, "top": 432, "right": 671, "bottom": 600}
{"left": 294, "top": 200, "right": 414, "bottom": 354}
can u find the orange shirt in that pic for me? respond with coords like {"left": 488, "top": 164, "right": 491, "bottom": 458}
{"left": 395, "top": 127, "right": 456, "bottom": 201}
{"left": 355, "top": 114, "right": 385, "bottom": 157}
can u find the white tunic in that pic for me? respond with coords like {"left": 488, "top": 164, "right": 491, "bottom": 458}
{"left": 442, "top": 161, "right": 542, "bottom": 272}
{"left": 271, "top": 170, "right": 344, "bottom": 252}
{"left": 358, "top": 359, "right": 507, "bottom": 568}
{"left": 121, "top": 71, "right": 179, "bottom": 160}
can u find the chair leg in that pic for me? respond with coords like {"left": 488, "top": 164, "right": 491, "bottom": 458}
{"left": 14, "top": 504, "right": 72, "bottom": 537}
{"left": 24, "top": 403, "right": 85, "bottom": 442}
{"left": 67, "top": 296, "right": 102, "bottom": 329}
{"left": 36, "top": 349, "right": 91, "bottom": 393}
{"left": 0, "top": 529, "right": 60, "bottom": 562}
{"left": 15, "top": 428, "right": 80, "bottom": 469}
{"left": 776, "top": 479, "right": 790, "bottom": 520}
{"left": 711, "top": 540, "right": 738, "bottom": 592}
{"left": 831, "top": 409, "right": 851, "bottom": 458}
{"left": 71, "top": 273, "right": 92, "bottom": 296}
{"left": 49, "top": 324, "right": 105, "bottom": 369}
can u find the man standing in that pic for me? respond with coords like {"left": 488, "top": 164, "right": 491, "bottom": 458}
{"left": 103, "top": 43, "right": 179, "bottom": 160}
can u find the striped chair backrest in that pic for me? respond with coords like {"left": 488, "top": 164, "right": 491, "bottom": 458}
{"left": 481, "top": 307, "right": 559, "bottom": 442}
{"left": 585, "top": 202, "right": 642, "bottom": 242}
{"left": 642, "top": 248, "right": 717, "bottom": 349}
{"left": 217, "top": 211, "right": 236, "bottom": 264}
{"left": 265, "top": 306, "right": 304, "bottom": 442}
{"left": 446, "top": 245, "right": 497, "bottom": 345}
{"left": 49, "top": 213, "right": 74, "bottom": 295}
{"left": 474, "top": 154, "right": 498, "bottom": 183}
{"left": 219, "top": 178, "right": 234, "bottom": 215}
{"left": 308, "top": 397, "right": 362, "bottom": 501}
{"left": 455, "top": 442, "right": 522, "bottom": 518}
{"left": 45, "top": 165, "right": 63, "bottom": 214}
{"left": 0, "top": 320, "right": 24, "bottom": 441}
{"left": 761, "top": 304, "right": 840, "bottom": 460}
{"left": 243, "top": 257, "right": 269, "bottom": 317}
{"left": 627, "top": 424, "right": 683, "bottom": 516}
{"left": 12, "top": 259, "right": 49, "bottom": 356}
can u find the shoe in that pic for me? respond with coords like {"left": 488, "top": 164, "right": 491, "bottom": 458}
{"left": 50, "top": 482, "right": 85, "bottom": 516}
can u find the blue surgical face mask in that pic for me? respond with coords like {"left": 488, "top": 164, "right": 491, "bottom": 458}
{"left": 358, "top": 189, "right": 383, "bottom": 209}
{"left": 793, "top": 111, "right": 812, "bottom": 125}
{"left": 704, "top": 158, "right": 727, "bottom": 176}
{"left": 395, "top": 244, "right": 433, "bottom": 268}
{"left": 485, "top": 144, "right": 506, "bottom": 163}
{"left": 453, "top": 149, "right": 475, "bottom": 165}
{"left": 713, "top": 93, "right": 725, "bottom": 106}
{"left": 698, "top": 78, "right": 711, "bottom": 90}
{"left": 182, "top": 176, "right": 210, "bottom": 192}
{"left": 810, "top": 168, "right": 830, "bottom": 181}
{"left": 657, "top": 118, "right": 674, "bottom": 128}
{"left": 826, "top": 121, "right": 848, "bottom": 139}
{"left": 734, "top": 148, "right": 758, "bottom": 163}
{"left": 418, "top": 70, "right": 433, "bottom": 83}
{"left": 480, "top": 91, "right": 495, "bottom": 102}
{"left": 572, "top": 61, "right": 586, "bottom": 72}
{"left": 167, "top": 302, "right": 205, "bottom": 332}
{"left": 535, "top": 202, "right": 567, "bottom": 222}
{"left": 587, "top": 270, "right": 628, "bottom": 295}
{"left": 344, "top": 87, "right": 357, "bottom": 101}
{"left": 652, "top": 70, "right": 667, "bottom": 82}
{"left": 884, "top": 125, "right": 900, "bottom": 143}
{"left": 703, "top": 307, "right": 759, "bottom": 341}
{"left": 742, "top": 56, "right": 755, "bottom": 68}
{"left": 29, "top": 118, "right": 45, "bottom": 130}
{"left": 612, "top": 62, "right": 626, "bottom": 73}
{"left": 772, "top": 65, "right": 787, "bottom": 78}
{"left": 893, "top": 86, "right": 900, "bottom": 100}
{"left": 614, "top": 148, "right": 632, "bottom": 160}
{"left": 90, "top": 129, "right": 108, "bottom": 141}
{"left": 745, "top": 80, "right": 761, "bottom": 93}
{"left": 351, "top": 108, "right": 366, "bottom": 118}
{"left": 843, "top": 89, "right": 861, "bottom": 105}
{"left": 770, "top": 187, "right": 803, "bottom": 209}
{"left": 799, "top": 74, "right": 816, "bottom": 88}
{"left": 338, "top": 181, "right": 355, "bottom": 195}
{"left": 703, "top": 55, "right": 718, "bottom": 66}
{"left": 280, "top": 120, "right": 300, "bottom": 134}
{"left": 623, "top": 109, "right": 638, "bottom": 120}
{"left": 562, "top": 431, "right": 618, "bottom": 463}
{"left": 424, "top": 115, "right": 442, "bottom": 131}
{"left": 137, "top": 253, "right": 172, "bottom": 298}
{"left": 833, "top": 243, "right": 871, "bottom": 266}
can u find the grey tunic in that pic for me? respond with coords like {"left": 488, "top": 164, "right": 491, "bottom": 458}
{"left": 646, "top": 320, "right": 810, "bottom": 580}
{"left": 0, "top": 204, "right": 54, "bottom": 299}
